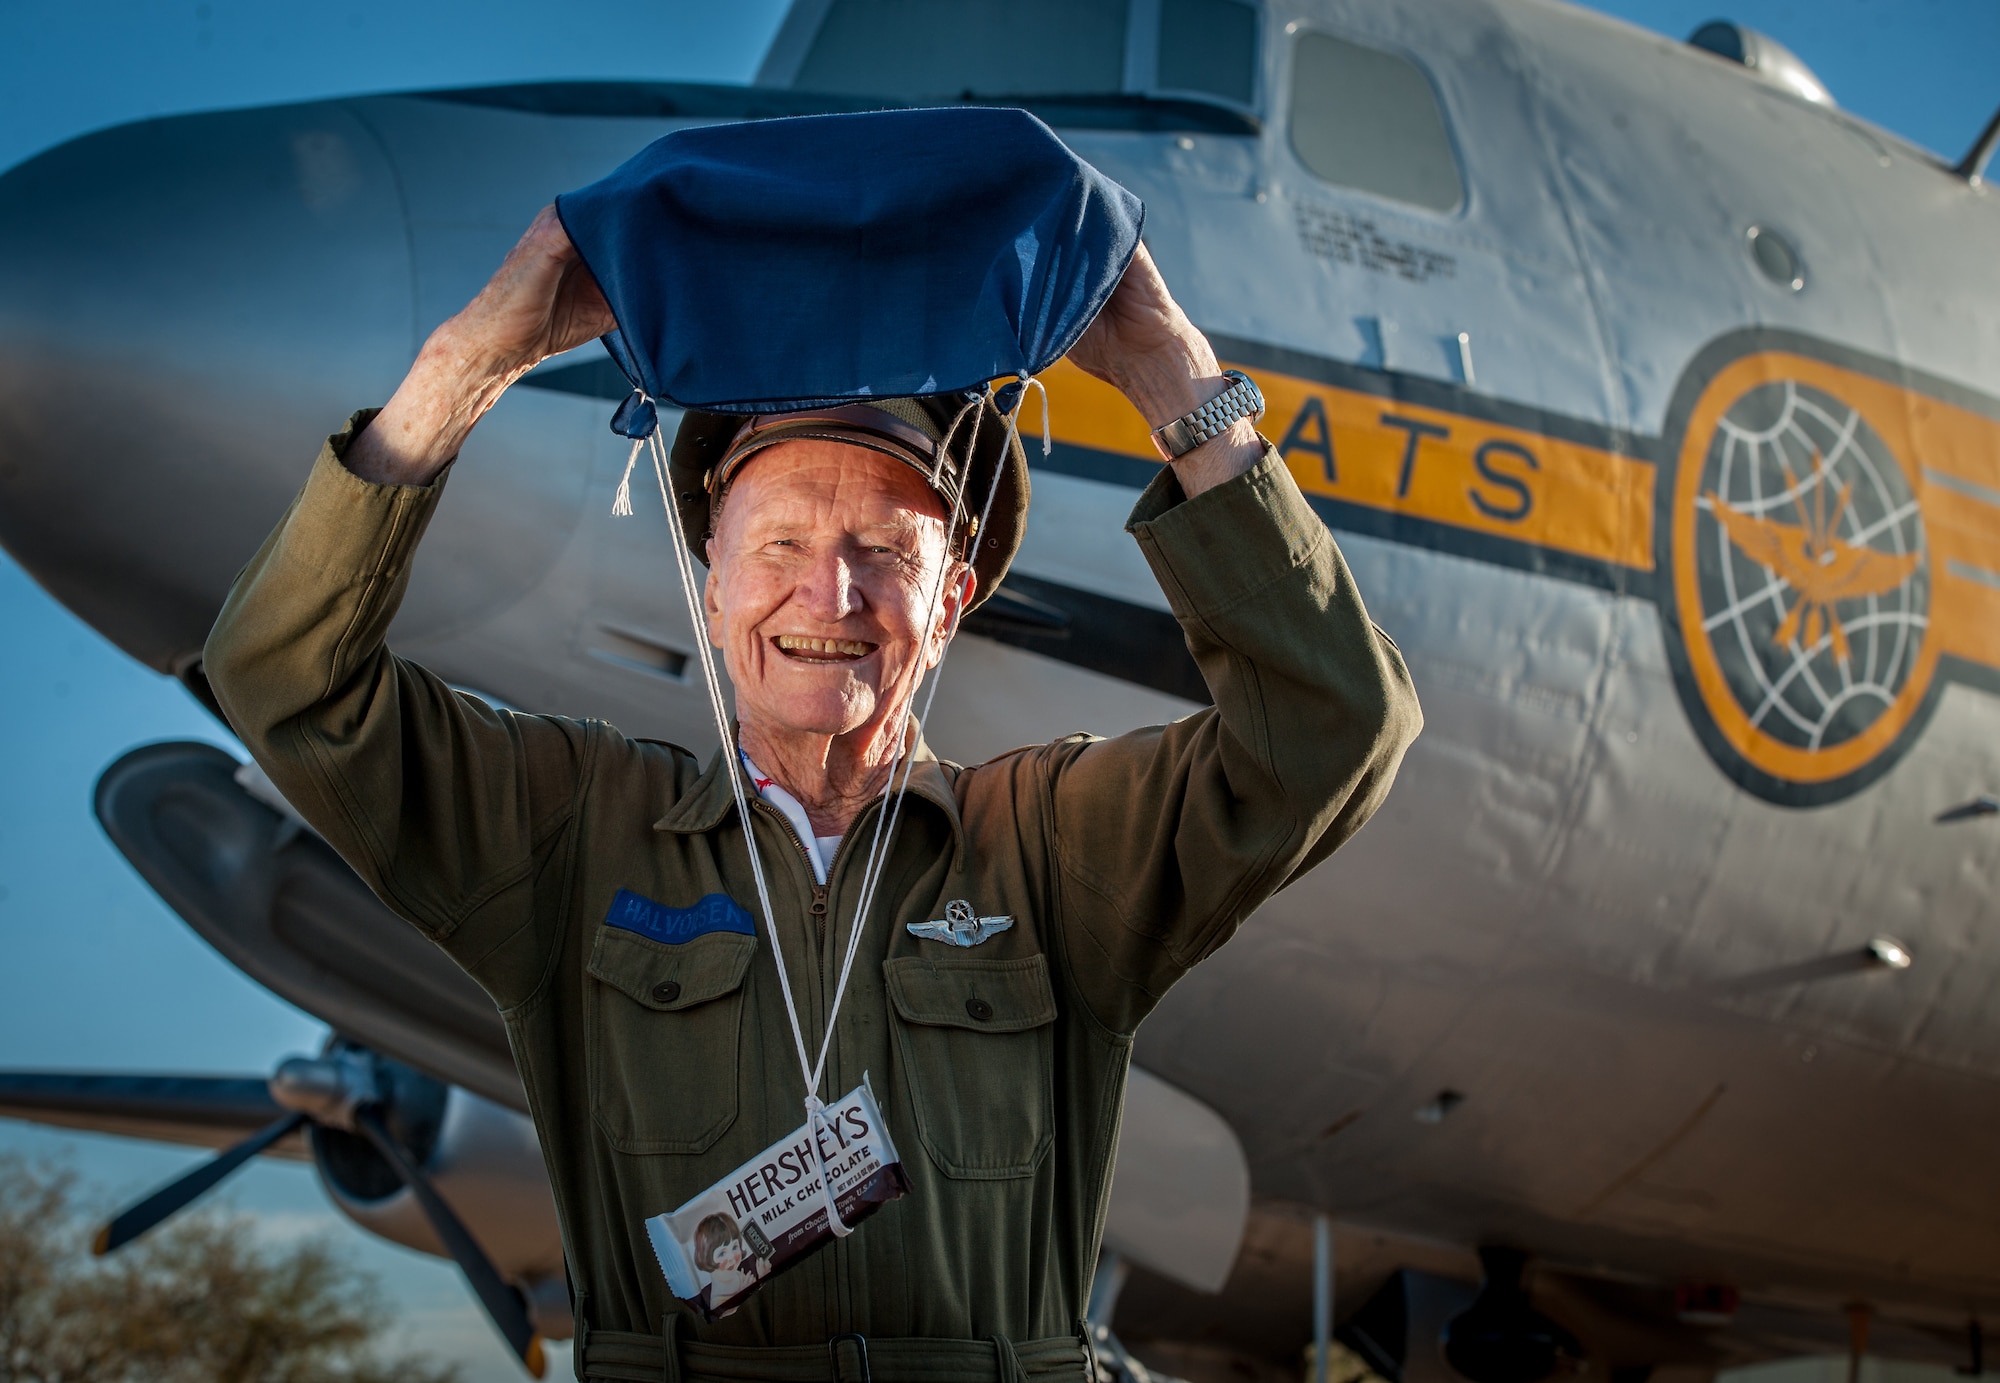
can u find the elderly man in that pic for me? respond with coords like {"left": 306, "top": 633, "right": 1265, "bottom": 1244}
{"left": 205, "top": 205, "right": 1420, "bottom": 1381}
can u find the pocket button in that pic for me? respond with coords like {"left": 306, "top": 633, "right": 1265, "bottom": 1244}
{"left": 965, "top": 997, "right": 994, "bottom": 1022}
{"left": 652, "top": 980, "right": 683, "bottom": 1004}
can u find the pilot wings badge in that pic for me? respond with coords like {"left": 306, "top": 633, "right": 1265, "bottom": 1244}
{"left": 907, "top": 900, "right": 1013, "bottom": 948}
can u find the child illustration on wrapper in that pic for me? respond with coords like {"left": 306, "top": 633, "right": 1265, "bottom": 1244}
{"left": 694, "top": 1212, "right": 772, "bottom": 1303}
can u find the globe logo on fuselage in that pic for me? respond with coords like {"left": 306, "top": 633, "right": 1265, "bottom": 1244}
{"left": 1695, "top": 381, "right": 1928, "bottom": 751}
{"left": 1668, "top": 353, "right": 1939, "bottom": 804}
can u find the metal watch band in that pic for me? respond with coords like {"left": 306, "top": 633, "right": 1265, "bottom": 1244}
{"left": 1149, "top": 369, "right": 1267, "bottom": 461}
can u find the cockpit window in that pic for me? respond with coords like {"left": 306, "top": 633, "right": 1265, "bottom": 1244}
{"left": 1288, "top": 31, "right": 1463, "bottom": 213}
{"left": 1157, "top": 0, "right": 1258, "bottom": 107}
{"left": 792, "top": 0, "right": 1131, "bottom": 100}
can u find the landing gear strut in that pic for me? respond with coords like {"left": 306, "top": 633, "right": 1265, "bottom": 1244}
{"left": 1440, "top": 1247, "right": 1583, "bottom": 1383}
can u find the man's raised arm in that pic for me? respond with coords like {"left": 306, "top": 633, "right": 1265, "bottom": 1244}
{"left": 1046, "top": 248, "right": 1424, "bottom": 1033}
{"left": 202, "top": 209, "right": 615, "bottom": 1002}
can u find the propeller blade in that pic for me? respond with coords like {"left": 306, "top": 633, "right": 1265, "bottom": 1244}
{"left": 94, "top": 1109, "right": 308, "bottom": 1254}
{"left": 354, "top": 1106, "right": 545, "bottom": 1378}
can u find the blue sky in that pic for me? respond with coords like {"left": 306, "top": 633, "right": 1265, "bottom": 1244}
{"left": 0, "top": 1, "right": 1992, "bottom": 1379}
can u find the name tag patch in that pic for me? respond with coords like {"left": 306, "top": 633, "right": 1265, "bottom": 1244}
{"left": 605, "top": 889, "right": 754, "bottom": 945}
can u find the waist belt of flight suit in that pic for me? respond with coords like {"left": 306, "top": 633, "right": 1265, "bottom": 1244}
{"left": 580, "top": 1317, "right": 1094, "bottom": 1383}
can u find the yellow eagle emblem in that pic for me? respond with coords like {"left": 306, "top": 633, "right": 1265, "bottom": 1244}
{"left": 1704, "top": 457, "right": 1920, "bottom": 665}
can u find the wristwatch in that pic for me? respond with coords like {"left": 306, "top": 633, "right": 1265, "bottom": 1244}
{"left": 1149, "top": 369, "right": 1266, "bottom": 461}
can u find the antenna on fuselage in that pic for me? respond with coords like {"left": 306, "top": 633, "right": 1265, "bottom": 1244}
{"left": 1954, "top": 101, "right": 2000, "bottom": 186}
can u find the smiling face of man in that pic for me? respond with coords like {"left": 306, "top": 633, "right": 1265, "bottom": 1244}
{"left": 703, "top": 438, "right": 974, "bottom": 748}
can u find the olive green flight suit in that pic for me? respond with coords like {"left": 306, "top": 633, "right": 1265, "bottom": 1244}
{"left": 203, "top": 411, "right": 1421, "bottom": 1381}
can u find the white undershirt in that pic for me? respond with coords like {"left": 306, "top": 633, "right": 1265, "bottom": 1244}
{"left": 740, "top": 750, "right": 842, "bottom": 884}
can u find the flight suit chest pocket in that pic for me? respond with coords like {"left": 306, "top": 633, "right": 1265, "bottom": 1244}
{"left": 883, "top": 955, "right": 1057, "bottom": 1180}
{"left": 585, "top": 927, "right": 755, "bottom": 1155}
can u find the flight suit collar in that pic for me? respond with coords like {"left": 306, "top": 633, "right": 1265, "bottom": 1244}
{"left": 652, "top": 730, "right": 965, "bottom": 853}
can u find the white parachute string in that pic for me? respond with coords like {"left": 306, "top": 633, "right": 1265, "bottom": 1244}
{"left": 644, "top": 419, "right": 882, "bottom": 1235}
{"left": 611, "top": 436, "right": 644, "bottom": 518}
{"left": 640, "top": 426, "right": 822, "bottom": 1109}
{"left": 802, "top": 398, "right": 985, "bottom": 1085}
{"left": 824, "top": 382, "right": 1037, "bottom": 1053}
{"left": 629, "top": 380, "right": 1036, "bottom": 1235}
{"left": 1025, "top": 375, "right": 1050, "bottom": 457}
{"left": 641, "top": 423, "right": 863, "bottom": 1234}
{"left": 804, "top": 390, "right": 1005, "bottom": 1097}
{"left": 802, "top": 395, "right": 979, "bottom": 1100}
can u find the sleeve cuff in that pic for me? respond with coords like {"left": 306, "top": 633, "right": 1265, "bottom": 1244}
{"left": 280, "top": 408, "right": 452, "bottom": 582}
{"left": 1124, "top": 444, "right": 1328, "bottom": 623}
{"left": 324, "top": 407, "right": 454, "bottom": 491}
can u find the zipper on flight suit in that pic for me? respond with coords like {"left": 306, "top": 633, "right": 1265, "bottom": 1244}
{"left": 748, "top": 797, "right": 880, "bottom": 973}
{"left": 808, "top": 882, "right": 828, "bottom": 947}
{"left": 751, "top": 801, "right": 826, "bottom": 960}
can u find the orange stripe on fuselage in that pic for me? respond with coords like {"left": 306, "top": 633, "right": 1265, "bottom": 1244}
{"left": 1037, "top": 358, "right": 1655, "bottom": 572}
{"left": 1910, "top": 395, "right": 2000, "bottom": 673}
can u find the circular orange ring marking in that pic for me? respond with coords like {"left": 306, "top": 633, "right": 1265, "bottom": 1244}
{"left": 1671, "top": 352, "right": 1938, "bottom": 786}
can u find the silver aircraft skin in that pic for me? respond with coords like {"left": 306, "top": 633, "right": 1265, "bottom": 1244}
{"left": 3, "top": 0, "right": 2000, "bottom": 1377}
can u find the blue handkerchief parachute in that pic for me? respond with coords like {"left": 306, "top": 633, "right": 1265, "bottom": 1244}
{"left": 554, "top": 104, "right": 1145, "bottom": 426}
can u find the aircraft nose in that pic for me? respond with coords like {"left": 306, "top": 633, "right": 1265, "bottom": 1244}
{"left": 0, "top": 103, "right": 414, "bottom": 673}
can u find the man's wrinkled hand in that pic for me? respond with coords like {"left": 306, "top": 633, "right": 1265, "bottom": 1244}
{"left": 1065, "top": 243, "right": 1215, "bottom": 427}
{"left": 1066, "top": 242, "right": 1264, "bottom": 497}
{"left": 346, "top": 207, "right": 615, "bottom": 487}
{"left": 447, "top": 205, "right": 615, "bottom": 377}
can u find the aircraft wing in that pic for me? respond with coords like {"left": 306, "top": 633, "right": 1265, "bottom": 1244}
{"left": 93, "top": 741, "right": 527, "bottom": 1113}
{"left": 0, "top": 1070, "right": 308, "bottom": 1159}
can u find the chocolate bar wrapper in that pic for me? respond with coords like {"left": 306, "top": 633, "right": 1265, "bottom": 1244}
{"left": 644, "top": 1077, "right": 910, "bottom": 1321}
